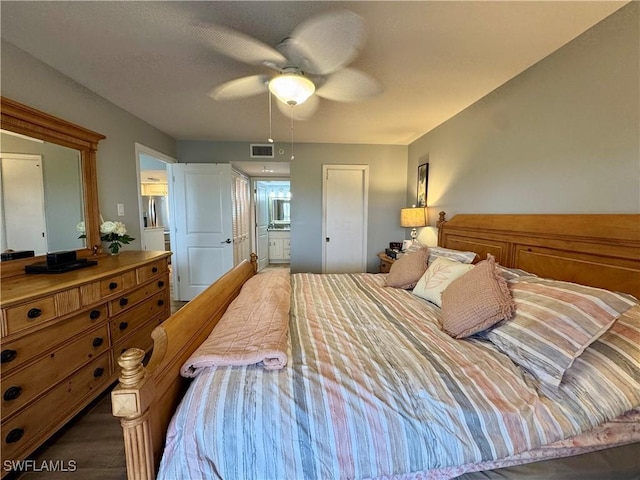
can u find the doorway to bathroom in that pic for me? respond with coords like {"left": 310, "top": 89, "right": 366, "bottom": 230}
{"left": 254, "top": 180, "right": 290, "bottom": 271}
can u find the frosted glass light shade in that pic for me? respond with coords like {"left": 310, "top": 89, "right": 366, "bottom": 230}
{"left": 269, "top": 74, "right": 315, "bottom": 106}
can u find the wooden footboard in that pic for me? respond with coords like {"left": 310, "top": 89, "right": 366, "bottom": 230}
{"left": 111, "top": 256, "right": 257, "bottom": 479}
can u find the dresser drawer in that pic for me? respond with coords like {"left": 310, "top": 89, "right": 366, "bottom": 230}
{"left": 1, "top": 324, "right": 110, "bottom": 419}
{"left": 136, "top": 258, "right": 168, "bottom": 284}
{"left": 1, "top": 352, "right": 111, "bottom": 464}
{"left": 110, "top": 291, "right": 168, "bottom": 344}
{"left": 112, "top": 313, "right": 164, "bottom": 372}
{"left": 80, "top": 271, "right": 136, "bottom": 306}
{"left": 0, "top": 305, "right": 107, "bottom": 374}
{"left": 109, "top": 274, "right": 169, "bottom": 316}
{"left": 4, "top": 296, "right": 57, "bottom": 335}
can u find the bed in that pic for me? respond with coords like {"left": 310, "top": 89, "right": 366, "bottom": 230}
{"left": 111, "top": 213, "right": 640, "bottom": 479}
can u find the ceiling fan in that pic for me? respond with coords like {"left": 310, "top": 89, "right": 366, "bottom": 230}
{"left": 200, "top": 9, "right": 381, "bottom": 120}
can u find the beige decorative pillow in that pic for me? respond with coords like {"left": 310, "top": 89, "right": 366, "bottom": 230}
{"left": 441, "top": 254, "right": 515, "bottom": 338}
{"left": 412, "top": 257, "right": 474, "bottom": 307}
{"left": 385, "top": 247, "right": 429, "bottom": 289}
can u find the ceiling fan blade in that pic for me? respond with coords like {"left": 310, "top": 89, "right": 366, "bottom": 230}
{"left": 193, "top": 24, "right": 287, "bottom": 69}
{"left": 208, "top": 75, "right": 269, "bottom": 101}
{"left": 286, "top": 9, "right": 365, "bottom": 75}
{"left": 276, "top": 94, "right": 319, "bottom": 121}
{"left": 315, "top": 68, "right": 382, "bottom": 102}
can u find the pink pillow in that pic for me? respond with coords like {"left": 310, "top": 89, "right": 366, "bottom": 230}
{"left": 385, "top": 247, "right": 429, "bottom": 289}
{"left": 441, "top": 254, "right": 515, "bottom": 338}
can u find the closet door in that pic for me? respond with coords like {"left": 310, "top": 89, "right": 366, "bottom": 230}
{"left": 322, "top": 165, "right": 369, "bottom": 273}
{"left": 254, "top": 182, "right": 269, "bottom": 271}
{"left": 232, "top": 170, "right": 251, "bottom": 266}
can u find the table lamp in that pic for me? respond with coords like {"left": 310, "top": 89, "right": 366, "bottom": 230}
{"left": 400, "top": 206, "right": 427, "bottom": 241}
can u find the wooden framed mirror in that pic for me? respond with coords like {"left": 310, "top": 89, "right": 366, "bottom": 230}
{"left": 0, "top": 97, "right": 105, "bottom": 276}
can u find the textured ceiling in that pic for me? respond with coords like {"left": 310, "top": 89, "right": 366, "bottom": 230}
{"left": 0, "top": 1, "right": 628, "bottom": 146}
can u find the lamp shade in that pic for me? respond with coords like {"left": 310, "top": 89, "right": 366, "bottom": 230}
{"left": 269, "top": 73, "right": 315, "bottom": 106}
{"left": 400, "top": 207, "right": 427, "bottom": 228}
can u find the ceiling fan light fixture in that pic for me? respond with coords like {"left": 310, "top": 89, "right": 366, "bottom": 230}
{"left": 269, "top": 73, "right": 315, "bottom": 106}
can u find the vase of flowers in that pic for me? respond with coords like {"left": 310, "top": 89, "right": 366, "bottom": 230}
{"left": 77, "top": 220, "right": 135, "bottom": 255}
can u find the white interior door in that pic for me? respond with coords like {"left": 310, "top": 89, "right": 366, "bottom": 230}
{"left": 231, "top": 171, "right": 251, "bottom": 266}
{"left": 322, "top": 165, "right": 369, "bottom": 273}
{"left": 255, "top": 182, "right": 269, "bottom": 271}
{"left": 0, "top": 154, "right": 48, "bottom": 255}
{"left": 169, "top": 163, "right": 233, "bottom": 301}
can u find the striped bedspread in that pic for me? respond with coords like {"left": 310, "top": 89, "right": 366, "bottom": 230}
{"left": 158, "top": 273, "right": 640, "bottom": 479}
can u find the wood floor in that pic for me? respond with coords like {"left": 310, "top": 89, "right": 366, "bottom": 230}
{"left": 9, "top": 388, "right": 127, "bottom": 480}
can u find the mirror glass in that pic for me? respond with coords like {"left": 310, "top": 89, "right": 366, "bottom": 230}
{"left": 270, "top": 198, "right": 290, "bottom": 226}
{"left": 1, "top": 130, "right": 85, "bottom": 255}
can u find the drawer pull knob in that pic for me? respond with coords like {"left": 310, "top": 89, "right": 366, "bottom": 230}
{"left": 93, "top": 367, "right": 105, "bottom": 378}
{"left": 157, "top": 299, "right": 164, "bottom": 307}
{"left": 157, "top": 281, "right": 165, "bottom": 288}
{"left": 119, "top": 322, "right": 128, "bottom": 330}
{"left": 27, "top": 308, "right": 42, "bottom": 319}
{"left": 92, "top": 337, "right": 104, "bottom": 348}
{"left": 152, "top": 267, "right": 158, "bottom": 273}
{"left": 1, "top": 349, "right": 17, "bottom": 363}
{"left": 89, "top": 310, "right": 101, "bottom": 320}
{"left": 3, "top": 386, "right": 22, "bottom": 401}
{"left": 109, "top": 282, "right": 118, "bottom": 290}
{"left": 6, "top": 428, "right": 24, "bottom": 444}
{"left": 119, "top": 297, "right": 129, "bottom": 307}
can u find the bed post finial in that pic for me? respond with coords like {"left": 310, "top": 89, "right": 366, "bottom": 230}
{"left": 436, "top": 211, "right": 447, "bottom": 247}
{"left": 118, "top": 348, "right": 146, "bottom": 387}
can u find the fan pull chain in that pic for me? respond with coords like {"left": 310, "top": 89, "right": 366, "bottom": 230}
{"left": 290, "top": 106, "right": 295, "bottom": 160}
{"left": 267, "top": 92, "right": 274, "bottom": 143}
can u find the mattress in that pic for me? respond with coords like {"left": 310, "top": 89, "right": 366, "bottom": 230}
{"left": 158, "top": 272, "right": 640, "bottom": 479}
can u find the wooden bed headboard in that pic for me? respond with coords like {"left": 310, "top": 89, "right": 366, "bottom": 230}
{"left": 438, "top": 213, "right": 640, "bottom": 299}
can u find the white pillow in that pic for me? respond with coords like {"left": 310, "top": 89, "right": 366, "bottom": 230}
{"left": 412, "top": 257, "right": 474, "bottom": 307}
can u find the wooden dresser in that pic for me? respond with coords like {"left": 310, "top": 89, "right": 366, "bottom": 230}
{"left": 0, "top": 251, "right": 171, "bottom": 470}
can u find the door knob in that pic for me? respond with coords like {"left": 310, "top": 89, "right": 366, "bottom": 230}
{"left": 221, "top": 238, "right": 231, "bottom": 244}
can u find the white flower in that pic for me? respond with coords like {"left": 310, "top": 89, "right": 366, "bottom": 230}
{"left": 76, "top": 221, "right": 86, "bottom": 234}
{"left": 113, "top": 222, "right": 127, "bottom": 236}
{"left": 100, "top": 221, "right": 117, "bottom": 234}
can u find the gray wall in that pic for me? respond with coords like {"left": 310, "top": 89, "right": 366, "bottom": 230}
{"left": 407, "top": 2, "right": 640, "bottom": 221}
{"left": 178, "top": 141, "right": 408, "bottom": 273}
{"left": 1, "top": 42, "right": 177, "bottom": 250}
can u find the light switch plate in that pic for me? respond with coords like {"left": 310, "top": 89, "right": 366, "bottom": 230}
{"left": 117, "top": 203, "right": 125, "bottom": 216}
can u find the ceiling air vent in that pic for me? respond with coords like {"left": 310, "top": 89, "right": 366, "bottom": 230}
{"left": 250, "top": 144, "right": 274, "bottom": 158}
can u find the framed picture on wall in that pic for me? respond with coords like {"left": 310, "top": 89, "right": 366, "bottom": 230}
{"left": 417, "top": 163, "right": 428, "bottom": 207}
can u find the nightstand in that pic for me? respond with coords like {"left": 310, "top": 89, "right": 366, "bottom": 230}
{"left": 377, "top": 252, "right": 396, "bottom": 273}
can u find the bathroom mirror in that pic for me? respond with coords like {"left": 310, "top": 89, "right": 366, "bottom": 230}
{"left": 270, "top": 198, "right": 291, "bottom": 225}
{"left": 0, "top": 97, "right": 105, "bottom": 274}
